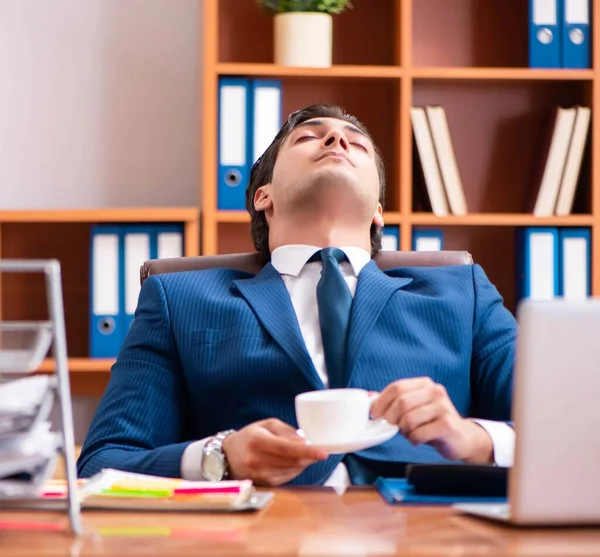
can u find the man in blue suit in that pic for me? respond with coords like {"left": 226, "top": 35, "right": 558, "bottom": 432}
{"left": 78, "top": 103, "right": 516, "bottom": 487}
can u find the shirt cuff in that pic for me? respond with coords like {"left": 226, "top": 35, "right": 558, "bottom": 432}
{"left": 470, "top": 419, "right": 515, "bottom": 467}
{"left": 180, "top": 438, "right": 211, "bottom": 480}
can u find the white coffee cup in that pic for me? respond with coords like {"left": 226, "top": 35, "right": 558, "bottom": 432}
{"left": 295, "top": 388, "right": 380, "bottom": 445}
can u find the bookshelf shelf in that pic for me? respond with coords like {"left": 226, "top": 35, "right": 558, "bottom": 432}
{"left": 410, "top": 214, "right": 595, "bottom": 227}
{"left": 216, "top": 211, "right": 250, "bottom": 223}
{"left": 411, "top": 68, "right": 595, "bottom": 82}
{"left": 382, "top": 212, "right": 403, "bottom": 225}
{"left": 216, "top": 211, "right": 405, "bottom": 225}
{"left": 217, "top": 63, "right": 403, "bottom": 79}
{"left": 38, "top": 358, "right": 114, "bottom": 373}
{"left": 217, "top": 0, "right": 400, "bottom": 66}
{"left": 0, "top": 207, "right": 199, "bottom": 223}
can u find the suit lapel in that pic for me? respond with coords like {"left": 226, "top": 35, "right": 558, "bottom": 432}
{"left": 346, "top": 261, "right": 413, "bottom": 384}
{"left": 233, "top": 263, "right": 324, "bottom": 391}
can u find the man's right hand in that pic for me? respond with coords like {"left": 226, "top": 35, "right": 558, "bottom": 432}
{"left": 222, "top": 418, "right": 329, "bottom": 486}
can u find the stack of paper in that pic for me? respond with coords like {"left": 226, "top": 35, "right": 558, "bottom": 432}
{"left": 0, "top": 375, "right": 60, "bottom": 498}
{"left": 42, "top": 468, "right": 274, "bottom": 513}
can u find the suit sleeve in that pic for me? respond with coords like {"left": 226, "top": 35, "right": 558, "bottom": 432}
{"left": 77, "top": 275, "right": 192, "bottom": 478}
{"left": 469, "top": 264, "right": 517, "bottom": 422}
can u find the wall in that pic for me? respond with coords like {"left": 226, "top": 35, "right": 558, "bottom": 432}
{"left": 0, "top": 0, "right": 202, "bottom": 443}
{"left": 0, "top": 0, "right": 201, "bottom": 208}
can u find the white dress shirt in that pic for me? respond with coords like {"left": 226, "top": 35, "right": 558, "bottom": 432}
{"left": 181, "top": 245, "right": 515, "bottom": 484}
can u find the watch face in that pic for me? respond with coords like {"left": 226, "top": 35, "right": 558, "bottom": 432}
{"left": 203, "top": 450, "right": 225, "bottom": 482}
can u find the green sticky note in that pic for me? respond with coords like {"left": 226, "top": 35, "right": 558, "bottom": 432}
{"left": 100, "top": 488, "right": 172, "bottom": 498}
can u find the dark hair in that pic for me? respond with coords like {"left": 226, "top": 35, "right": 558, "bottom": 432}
{"left": 245, "top": 103, "right": 386, "bottom": 260}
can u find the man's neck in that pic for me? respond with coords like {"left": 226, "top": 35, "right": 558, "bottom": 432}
{"left": 268, "top": 217, "right": 371, "bottom": 253}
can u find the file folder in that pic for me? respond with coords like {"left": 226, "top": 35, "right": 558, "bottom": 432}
{"left": 562, "top": 0, "right": 590, "bottom": 68}
{"left": 381, "top": 226, "right": 400, "bottom": 251}
{"left": 516, "top": 227, "right": 560, "bottom": 301}
{"left": 218, "top": 77, "right": 251, "bottom": 210}
{"left": 90, "top": 225, "right": 124, "bottom": 358}
{"left": 154, "top": 224, "right": 184, "bottom": 260}
{"left": 123, "top": 226, "right": 152, "bottom": 332}
{"left": 529, "top": 0, "right": 562, "bottom": 68}
{"left": 123, "top": 224, "right": 184, "bottom": 332}
{"left": 559, "top": 228, "right": 590, "bottom": 299}
{"left": 250, "top": 79, "right": 282, "bottom": 164}
{"left": 412, "top": 229, "right": 444, "bottom": 251}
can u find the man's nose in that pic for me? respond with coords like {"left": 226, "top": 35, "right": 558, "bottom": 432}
{"left": 323, "top": 130, "right": 349, "bottom": 151}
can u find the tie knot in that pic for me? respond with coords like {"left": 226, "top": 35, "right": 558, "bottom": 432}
{"left": 310, "top": 247, "right": 347, "bottom": 265}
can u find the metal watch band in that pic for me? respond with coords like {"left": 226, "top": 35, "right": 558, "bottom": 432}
{"left": 205, "top": 428, "right": 236, "bottom": 479}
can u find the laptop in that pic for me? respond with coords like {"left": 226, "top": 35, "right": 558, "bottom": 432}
{"left": 455, "top": 298, "right": 600, "bottom": 526}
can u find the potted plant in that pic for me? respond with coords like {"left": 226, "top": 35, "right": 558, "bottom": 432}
{"left": 258, "top": 0, "right": 353, "bottom": 68}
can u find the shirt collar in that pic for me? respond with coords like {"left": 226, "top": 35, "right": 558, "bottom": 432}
{"left": 271, "top": 244, "right": 371, "bottom": 278}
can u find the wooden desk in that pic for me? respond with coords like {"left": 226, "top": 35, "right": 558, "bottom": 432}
{"left": 1, "top": 488, "right": 599, "bottom": 556}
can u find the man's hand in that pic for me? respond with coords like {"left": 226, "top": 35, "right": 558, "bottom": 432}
{"left": 370, "top": 378, "right": 494, "bottom": 463}
{"left": 222, "top": 418, "right": 329, "bottom": 486}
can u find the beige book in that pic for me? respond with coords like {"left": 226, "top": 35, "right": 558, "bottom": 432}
{"left": 410, "top": 107, "right": 449, "bottom": 216}
{"left": 531, "top": 106, "right": 577, "bottom": 217}
{"left": 425, "top": 106, "right": 468, "bottom": 216}
{"left": 555, "top": 106, "right": 591, "bottom": 216}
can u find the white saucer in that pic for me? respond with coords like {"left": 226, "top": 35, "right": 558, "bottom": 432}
{"left": 296, "top": 420, "right": 398, "bottom": 454}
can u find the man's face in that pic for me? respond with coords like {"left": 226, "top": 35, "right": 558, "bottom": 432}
{"left": 254, "top": 117, "right": 383, "bottom": 224}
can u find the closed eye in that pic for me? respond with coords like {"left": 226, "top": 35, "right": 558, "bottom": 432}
{"left": 296, "top": 135, "right": 317, "bottom": 142}
{"left": 351, "top": 142, "right": 368, "bottom": 152}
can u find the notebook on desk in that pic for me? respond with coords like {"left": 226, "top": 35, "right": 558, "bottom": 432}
{"left": 376, "top": 461, "right": 508, "bottom": 505}
{"left": 376, "top": 477, "right": 506, "bottom": 506}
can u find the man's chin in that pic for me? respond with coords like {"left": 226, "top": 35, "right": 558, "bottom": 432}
{"left": 306, "top": 167, "right": 360, "bottom": 189}
{"left": 291, "top": 171, "right": 374, "bottom": 213}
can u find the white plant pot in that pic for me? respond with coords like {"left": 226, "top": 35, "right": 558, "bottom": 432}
{"left": 274, "top": 12, "right": 333, "bottom": 68}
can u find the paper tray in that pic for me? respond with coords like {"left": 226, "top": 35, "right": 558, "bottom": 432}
{"left": 0, "top": 322, "right": 53, "bottom": 374}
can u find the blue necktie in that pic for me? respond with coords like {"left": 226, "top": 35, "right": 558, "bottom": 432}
{"left": 314, "top": 247, "right": 353, "bottom": 390}
{"left": 312, "top": 248, "right": 380, "bottom": 485}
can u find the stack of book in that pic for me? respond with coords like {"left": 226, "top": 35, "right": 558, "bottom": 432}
{"left": 411, "top": 105, "right": 468, "bottom": 217}
{"left": 528, "top": 105, "right": 591, "bottom": 217}
{"left": 40, "top": 468, "right": 274, "bottom": 513}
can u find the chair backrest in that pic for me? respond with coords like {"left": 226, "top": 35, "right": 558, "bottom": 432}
{"left": 139, "top": 250, "right": 473, "bottom": 286}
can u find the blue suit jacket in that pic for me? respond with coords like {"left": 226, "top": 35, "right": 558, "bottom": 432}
{"left": 77, "top": 261, "right": 517, "bottom": 484}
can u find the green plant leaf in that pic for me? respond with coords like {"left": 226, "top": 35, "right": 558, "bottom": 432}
{"left": 257, "top": 0, "right": 352, "bottom": 15}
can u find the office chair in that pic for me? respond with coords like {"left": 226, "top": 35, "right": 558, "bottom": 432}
{"left": 140, "top": 250, "right": 473, "bottom": 285}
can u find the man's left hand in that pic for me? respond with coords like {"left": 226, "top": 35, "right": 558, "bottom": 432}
{"left": 370, "top": 377, "right": 494, "bottom": 464}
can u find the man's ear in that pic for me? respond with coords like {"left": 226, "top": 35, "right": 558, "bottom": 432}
{"left": 254, "top": 185, "right": 273, "bottom": 212}
{"left": 372, "top": 203, "right": 384, "bottom": 228}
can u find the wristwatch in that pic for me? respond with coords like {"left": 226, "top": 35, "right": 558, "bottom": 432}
{"left": 201, "top": 429, "right": 236, "bottom": 482}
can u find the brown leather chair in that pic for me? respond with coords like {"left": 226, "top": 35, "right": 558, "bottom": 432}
{"left": 140, "top": 250, "right": 473, "bottom": 285}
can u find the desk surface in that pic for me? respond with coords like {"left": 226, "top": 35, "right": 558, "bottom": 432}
{"left": 1, "top": 488, "right": 599, "bottom": 557}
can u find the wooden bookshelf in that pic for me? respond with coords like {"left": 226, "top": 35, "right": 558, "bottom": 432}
{"left": 201, "top": 0, "right": 600, "bottom": 309}
{"left": 411, "top": 68, "right": 595, "bottom": 81}
{"left": 0, "top": 207, "right": 200, "bottom": 386}
{"left": 410, "top": 214, "right": 596, "bottom": 227}
{"left": 38, "top": 358, "right": 114, "bottom": 373}
{"left": 217, "top": 63, "right": 403, "bottom": 79}
{"left": 0, "top": 207, "right": 199, "bottom": 224}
